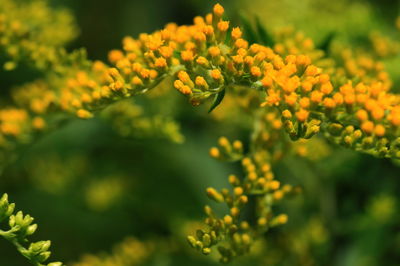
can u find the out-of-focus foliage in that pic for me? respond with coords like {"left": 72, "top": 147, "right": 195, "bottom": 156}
{"left": 72, "top": 237, "right": 154, "bottom": 266}
{"left": 0, "top": 0, "right": 78, "bottom": 70}
{"left": 1, "top": 0, "right": 400, "bottom": 266}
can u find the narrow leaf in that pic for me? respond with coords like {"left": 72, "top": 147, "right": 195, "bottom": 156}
{"left": 239, "top": 14, "right": 258, "bottom": 44}
{"left": 208, "top": 89, "right": 225, "bottom": 113}
{"left": 255, "top": 17, "right": 274, "bottom": 47}
{"left": 317, "top": 32, "right": 336, "bottom": 52}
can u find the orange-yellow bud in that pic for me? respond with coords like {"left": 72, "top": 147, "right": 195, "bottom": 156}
{"left": 32, "top": 117, "right": 45, "bottom": 130}
{"left": 374, "top": 124, "right": 385, "bottom": 137}
{"left": 217, "top": 21, "right": 229, "bottom": 32}
{"left": 235, "top": 38, "right": 248, "bottom": 49}
{"left": 276, "top": 214, "right": 288, "bottom": 224}
{"left": 202, "top": 25, "right": 214, "bottom": 35}
{"left": 296, "top": 54, "right": 311, "bottom": 66}
{"left": 250, "top": 66, "right": 261, "bottom": 77}
{"left": 231, "top": 27, "right": 242, "bottom": 40}
{"left": 194, "top": 31, "right": 206, "bottom": 42}
{"left": 108, "top": 50, "right": 124, "bottom": 64}
{"left": 140, "top": 69, "right": 150, "bottom": 79}
{"left": 195, "top": 76, "right": 207, "bottom": 87}
{"left": 356, "top": 109, "right": 368, "bottom": 121}
{"left": 305, "top": 65, "right": 320, "bottom": 76}
{"left": 209, "top": 147, "right": 220, "bottom": 158}
{"left": 233, "top": 187, "right": 243, "bottom": 196}
{"left": 282, "top": 109, "right": 292, "bottom": 119}
{"left": 261, "top": 76, "right": 273, "bottom": 87}
{"left": 230, "top": 207, "right": 240, "bottom": 217}
{"left": 284, "top": 93, "right": 297, "bottom": 106}
{"left": 210, "top": 69, "right": 222, "bottom": 80}
{"left": 299, "top": 97, "right": 310, "bottom": 108}
{"left": 76, "top": 109, "right": 93, "bottom": 119}
{"left": 302, "top": 81, "right": 313, "bottom": 92}
{"left": 208, "top": 46, "right": 221, "bottom": 57}
{"left": 224, "top": 215, "right": 233, "bottom": 225}
{"left": 361, "top": 121, "right": 374, "bottom": 134}
{"left": 178, "top": 71, "right": 191, "bottom": 83}
{"left": 244, "top": 56, "right": 254, "bottom": 66}
{"left": 154, "top": 57, "right": 167, "bottom": 68}
{"left": 174, "top": 80, "right": 184, "bottom": 89}
{"left": 196, "top": 56, "right": 209, "bottom": 66}
{"left": 333, "top": 93, "right": 344, "bottom": 105}
{"left": 319, "top": 74, "right": 330, "bottom": 83}
{"left": 213, "top": 3, "right": 224, "bottom": 17}
{"left": 159, "top": 46, "right": 173, "bottom": 58}
{"left": 310, "top": 91, "right": 323, "bottom": 103}
{"left": 179, "top": 85, "right": 192, "bottom": 95}
{"left": 132, "top": 76, "right": 143, "bottom": 85}
{"left": 232, "top": 55, "right": 244, "bottom": 64}
{"left": 296, "top": 109, "right": 309, "bottom": 122}
{"left": 320, "top": 82, "right": 333, "bottom": 94}
{"left": 344, "top": 94, "right": 356, "bottom": 105}
{"left": 371, "top": 107, "right": 384, "bottom": 120}
{"left": 181, "top": 50, "right": 194, "bottom": 61}
{"left": 323, "top": 97, "right": 336, "bottom": 109}
{"left": 233, "top": 140, "right": 242, "bottom": 150}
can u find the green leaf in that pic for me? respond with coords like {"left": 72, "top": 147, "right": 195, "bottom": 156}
{"left": 239, "top": 14, "right": 258, "bottom": 45}
{"left": 208, "top": 89, "right": 225, "bottom": 113}
{"left": 255, "top": 17, "right": 274, "bottom": 47}
{"left": 317, "top": 32, "right": 336, "bottom": 53}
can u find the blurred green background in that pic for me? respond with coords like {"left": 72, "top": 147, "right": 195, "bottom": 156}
{"left": 1, "top": 0, "right": 400, "bottom": 265}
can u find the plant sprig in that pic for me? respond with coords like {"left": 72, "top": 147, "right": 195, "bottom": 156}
{"left": 0, "top": 193, "right": 63, "bottom": 266}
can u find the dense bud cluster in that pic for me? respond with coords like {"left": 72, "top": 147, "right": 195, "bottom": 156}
{"left": 1, "top": 2, "right": 400, "bottom": 164}
{"left": 104, "top": 3, "right": 400, "bottom": 160}
{"left": 188, "top": 136, "right": 297, "bottom": 263}
{"left": 0, "top": 0, "right": 77, "bottom": 70}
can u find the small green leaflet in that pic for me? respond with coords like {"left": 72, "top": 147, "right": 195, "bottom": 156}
{"left": 208, "top": 89, "right": 225, "bottom": 113}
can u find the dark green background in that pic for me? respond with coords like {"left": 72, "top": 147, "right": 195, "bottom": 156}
{"left": 1, "top": 0, "right": 400, "bottom": 265}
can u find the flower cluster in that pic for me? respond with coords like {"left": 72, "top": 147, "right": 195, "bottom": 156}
{"left": 1, "top": 2, "right": 399, "bottom": 166}
{"left": 104, "top": 3, "right": 400, "bottom": 160}
{"left": 0, "top": 0, "right": 77, "bottom": 70}
{"left": 368, "top": 31, "right": 400, "bottom": 59}
{"left": 188, "top": 136, "right": 297, "bottom": 262}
